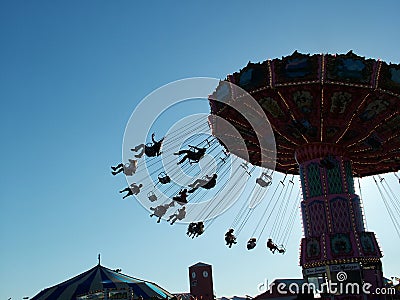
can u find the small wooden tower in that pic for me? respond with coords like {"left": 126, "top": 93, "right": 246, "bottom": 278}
{"left": 189, "top": 262, "right": 214, "bottom": 300}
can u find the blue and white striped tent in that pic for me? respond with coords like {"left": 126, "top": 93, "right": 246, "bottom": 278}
{"left": 31, "top": 263, "right": 174, "bottom": 300}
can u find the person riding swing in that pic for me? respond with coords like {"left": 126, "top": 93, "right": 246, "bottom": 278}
{"left": 267, "top": 238, "right": 285, "bottom": 254}
{"left": 247, "top": 237, "right": 257, "bottom": 250}
{"left": 111, "top": 159, "right": 138, "bottom": 176}
{"left": 174, "top": 145, "right": 207, "bottom": 165}
{"left": 188, "top": 174, "right": 217, "bottom": 193}
{"left": 119, "top": 183, "right": 143, "bottom": 199}
{"left": 167, "top": 206, "right": 186, "bottom": 225}
{"left": 131, "top": 133, "right": 164, "bottom": 158}
{"left": 150, "top": 202, "right": 174, "bottom": 223}
{"left": 225, "top": 228, "right": 237, "bottom": 248}
{"left": 172, "top": 189, "right": 188, "bottom": 205}
{"left": 187, "top": 221, "right": 205, "bottom": 238}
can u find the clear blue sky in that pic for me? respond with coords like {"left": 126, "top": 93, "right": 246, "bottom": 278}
{"left": 1, "top": 1, "right": 399, "bottom": 299}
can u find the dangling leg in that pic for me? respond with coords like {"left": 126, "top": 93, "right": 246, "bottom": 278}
{"left": 122, "top": 190, "right": 133, "bottom": 199}
{"left": 119, "top": 187, "right": 130, "bottom": 193}
{"left": 188, "top": 179, "right": 204, "bottom": 192}
{"left": 111, "top": 163, "right": 124, "bottom": 171}
{"left": 188, "top": 180, "right": 200, "bottom": 189}
{"left": 174, "top": 150, "right": 189, "bottom": 156}
{"left": 177, "top": 155, "right": 189, "bottom": 165}
{"left": 189, "top": 158, "right": 200, "bottom": 165}
{"left": 112, "top": 168, "right": 124, "bottom": 176}
{"left": 170, "top": 216, "right": 177, "bottom": 225}
{"left": 157, "top": 216, "right": 161, "bottom": 223}
{"left": 150, "top": 207, "right": 155, "bottom": 218}
{"left": 131, "top": 144, "right": 145, "bottom": 158}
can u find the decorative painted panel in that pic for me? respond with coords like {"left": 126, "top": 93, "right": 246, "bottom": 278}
{"left": 301, "top": 201, "right": 309, "bottom": 237}
{"left": 329, "top": 197, "right": 351, "bottom": 233}
{"left": 344, "top": 161, "right": 355, "bottom": 194}
{"left": 308, "top": 200, "right": 327, "bottom": 236}
{"left": 326, "top": 158, "right": 343, "bottom": 194}
{"left": 330, "top": 233, "right": 353, "bottom": 256}
{"left": 359, "top": 232, "right": 376, "bottom": 255}
{"left": 307, "top": 163, "right": 323, "bottom": 198}
{"left": 305, "top": 237, "right": 321, "bottom": 259}
{"left": 352, "top": 196, "right": 365, "bottom": 232}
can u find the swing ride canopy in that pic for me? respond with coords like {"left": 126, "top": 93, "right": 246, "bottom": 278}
{"left": 208, "top": 51, "right": 400, "bottom": 176}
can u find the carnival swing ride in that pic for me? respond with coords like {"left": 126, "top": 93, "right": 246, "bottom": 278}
{"left": 114, "top": 51, "right": 400, "bottom": 293}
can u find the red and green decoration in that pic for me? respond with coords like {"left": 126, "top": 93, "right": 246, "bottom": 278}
{"left": 209, "top": 51, "right": 400, "bottom": 177}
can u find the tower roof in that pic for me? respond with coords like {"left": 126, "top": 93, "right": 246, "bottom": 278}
{"left": 190, "top": 262, "right": 211, "bottom": 268}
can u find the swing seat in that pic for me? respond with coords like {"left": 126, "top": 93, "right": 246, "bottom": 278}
{"left": 173, "top": 196, "right": 187, "bottom": 205}
{"left": 240, "top": 164, "right": 251, "bottom": 175}
{"left": 147, "top": 191, "right": 157, "bottom": 202}
{"left": 247, "top": 243, "right": 256, "bottom": 250}
{"left": 158, "top": 172, "right": 171, "bottom": 184}
{"left": 159, "top": 176, "right": 171, "bottom": 184}
{"left": 277, "top": 245, "right": 286, "bottom": 254}
{"left": 144, "top": 142, "right": 160, "bottom": 157}
{"left": 196, "top": 230, "right": 204, "bottom": 236}
{"left": 191, "top": 145, "right": 208, "bottom": 163}
{"left": 247, "top": 238, "right": 257, "bottom": 250}
{"left": 146, "top": 142, "right": 153, "bottom": 147}
{"left": 256, "top": 177, "right": 271, "bottom": 187}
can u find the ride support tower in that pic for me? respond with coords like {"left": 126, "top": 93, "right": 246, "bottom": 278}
{"left": 296, "top": 143, "right": 383, "bottom": 296}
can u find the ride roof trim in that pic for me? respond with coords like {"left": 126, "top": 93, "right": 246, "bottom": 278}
{"left": 208, "top": 51, "right": 400, "bottom": 176}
